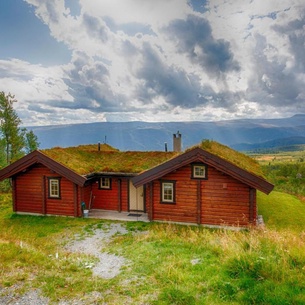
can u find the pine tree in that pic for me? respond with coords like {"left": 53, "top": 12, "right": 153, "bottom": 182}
{"left": 0, "top": 91, "right": 39, "bottom": 165}
{"left": 24, "top": 129, "right": 40, "bottom": 154}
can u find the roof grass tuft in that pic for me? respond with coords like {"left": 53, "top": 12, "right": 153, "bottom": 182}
{"left": 198, "top": 139, "right": 265, "bottom": 178}
{"left": 42, "top": 144, "right": 177, "bottom": 175}
{"left": 41, "top": 140, "right": 265, "bottom": 178}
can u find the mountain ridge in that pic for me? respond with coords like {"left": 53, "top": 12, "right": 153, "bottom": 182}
{"left": 28, "top": 114, "right": 305, "bottom": 151}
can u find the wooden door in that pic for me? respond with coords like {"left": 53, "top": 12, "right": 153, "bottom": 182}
{"left": 129, "top": 180, "right": 144, "bottom": 211}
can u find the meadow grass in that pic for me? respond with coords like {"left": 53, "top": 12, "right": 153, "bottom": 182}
{"left": 1, "top": 192, "right": 305, "bottom": 304}
{"left": 258, "top": 191, "right": 305, "bottom": 231}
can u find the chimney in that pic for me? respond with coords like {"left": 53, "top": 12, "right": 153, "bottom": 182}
{"left": 165, "top": 142, "right": 168, "bottom": 152}
{"left": 98, "top": 142, "right": 101, "bottom": 151}
{"left": 173, "top": 131, "right": 182, "bottom": 152}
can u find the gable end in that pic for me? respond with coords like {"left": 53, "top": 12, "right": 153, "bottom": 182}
{"left": 0, "top": 150, "right": 86, "bottom": 187}
{"left": 132, "top": 147, "right": 274, "bottom": 194}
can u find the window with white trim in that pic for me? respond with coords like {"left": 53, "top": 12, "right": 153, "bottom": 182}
{"left": 161, "top": 181, "right": 175, "bottom": 203}
{"left": 99, "top": 177, "right": 111, "bottom": 189}
{"left": 48, "top": 178, "right": 61, "bottom": 198}
{"left": 192, "top": 164, "right": 207, "bottom": 179}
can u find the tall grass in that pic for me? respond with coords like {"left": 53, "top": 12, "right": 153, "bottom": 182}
{"left": 1, "top": 192, "right": 305, "bottom": 304}
{"left": 109, "top": 223, "right": 305, "bottom": 304}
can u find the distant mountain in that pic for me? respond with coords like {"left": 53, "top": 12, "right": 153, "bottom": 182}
{"left": 27, "top": 114, "right": 305, "bottom": 152}
{"left": 231, "top": 136, "right": 305, "bottom": 151}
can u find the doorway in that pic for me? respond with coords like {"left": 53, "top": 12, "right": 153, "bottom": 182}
{"left": 129, "top": 180, "right": 144, "bottom": 212}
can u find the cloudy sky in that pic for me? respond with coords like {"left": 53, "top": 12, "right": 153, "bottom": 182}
{"left": 0, "top": 0, "right": 305, "bottom": 126}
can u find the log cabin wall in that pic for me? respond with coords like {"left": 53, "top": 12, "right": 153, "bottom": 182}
{"left": 152, "top": 165, "right": 198, "bottom": 224}
{"left": 91, "top": 177, "right": 129, "bottom": 212}
{"left": 44, "top": 172, "right": 77, "bottom": 217}
{"left": 81, "top": 184, "right": 92, "bottom": 212}
{"left": 150, "top": 163, "right": 256, "bottom": 227}
{"left": 200, "top": 167, "right": 254, "bottom": 227}
{"left": 14, "top": 163, "right": 78, "bottom": 216}
{"left": 14, "top": 164, "right": 46, "bottom": 214}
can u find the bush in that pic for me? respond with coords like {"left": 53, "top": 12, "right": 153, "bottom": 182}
{"left": 0, "top": 179, "right": 11, "bottom": 192}
{"left": 262, "top": 162, "right": 305, "bottom": 196}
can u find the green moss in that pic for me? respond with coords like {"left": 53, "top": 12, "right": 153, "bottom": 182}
{"left": 42, "top": 144, "right": 177, "bottom": 175}
{"left": 41, "top": 140, "right": 265, "bottom": 179}
{"left": 196, "top": 140, "right": 265, "bottom": 178}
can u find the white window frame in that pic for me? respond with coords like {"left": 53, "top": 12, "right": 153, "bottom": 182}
{"left": 100, "top": 177, "right": 111, "bottom": 189}
{"left": 161, "top": 181, "right": 175, "bottom": 203}
{"left": 48, "top": 178, "right": 60, "bottom": 198}
{"left": 192, "top": 164, "right": 207, "bottom": 179}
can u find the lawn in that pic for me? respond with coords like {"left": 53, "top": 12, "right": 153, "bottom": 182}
{"left": 1, "top": 191, "right": 305, "bottom": 304}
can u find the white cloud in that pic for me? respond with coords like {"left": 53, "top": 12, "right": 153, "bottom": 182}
{"left": 0, "top": 0, "right": 304, "bottom": 126}
{"left": 80, "top": 0, "right": 191, "bottom": 27}
{"left": 0, "top": 58, "right": 72, "bottom": 103}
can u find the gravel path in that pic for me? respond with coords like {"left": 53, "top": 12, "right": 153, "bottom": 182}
{"left": 65, "top": 223, "right": 129, "bottom": 279}
{"left": 0, "top": 287, "right": 49, "bottom": 305}
{"left": 0, "top": 223, "right": 130, "bottom": 304}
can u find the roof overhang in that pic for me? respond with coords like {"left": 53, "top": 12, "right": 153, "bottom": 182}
{"left": 132, "top": 147, "right": 274, "bottom": 194}
{"left": 86, "top": 172, "right": 137, "bottom": 179}
{"left": 0, "top": 150, "right": 87, "bottom": 187}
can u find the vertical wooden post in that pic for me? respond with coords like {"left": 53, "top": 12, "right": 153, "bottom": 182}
{"left": 12, "top": 177, "right": 17, "bottom": 212}
{"left": 142, "top": 185, "right": 146, "bottom": 213}
{"left": 249, "top": 188, "right": 255, "bottom": 224}
{"left": 42, "top": 176, "right": 46, "bottom": 215}
{"left": 73, "top": 184, "right": 78, "bottom": 217}
{"left": 149, "top": 181, "right": 154, "bottom": 221}
{"left": 197, "top": 180, "right": 201, "bottom": 225}
{"left": 118, "top": 179, "right": 122, "bottom": 212}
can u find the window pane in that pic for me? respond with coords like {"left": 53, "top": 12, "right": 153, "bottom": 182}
{"left": 194, "top": 165, "right": 205, "bottom": 178}
{"left": 100, "top": 177, "right": 110, "bottom": 188}
{"left": 163, "top": 183, "right": 173, "bottom": 202}
{"left": 49, "top": 179, "right": 59, "bottom": 197}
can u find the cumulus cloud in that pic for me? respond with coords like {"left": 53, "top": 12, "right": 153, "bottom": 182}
{"left": 165, "top": 15, "right": 240, "bottom": 77}
{"left": 0, "top": 0, "right": 304, "bottom": 125}
{"left": 245, "top": 6, "right": 305, "bottom": 111}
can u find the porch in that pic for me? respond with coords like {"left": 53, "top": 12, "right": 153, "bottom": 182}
{"left": 87, "top": 209, "right": 149, "bottom": 222}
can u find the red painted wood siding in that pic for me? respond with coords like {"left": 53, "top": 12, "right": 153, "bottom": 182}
{"left": 152, "top": 165, "right": 198, "bottom": 224}
{"left": 149, "top": 164, "right": 256, "bottom": 227}
{"left": 120, "top": 178, "right": 129, "bottom": 212}
{"left": 82, "top": 185, "right": 92, "bottom": 210}
{"left": 91, "top": 177, "right": 129, "bottom": 212}
{"left": 200, "top": 167, "right": 254, "bottom": 227}
{"left": 14, "top": 163, "right": 80, "bottom": 217}
{"left": 14, "top": 164, "right": 45, "bottom": 214}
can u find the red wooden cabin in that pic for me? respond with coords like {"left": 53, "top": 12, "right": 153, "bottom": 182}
{"left": 0, "top": 141, "right": 273, "bottom": 228}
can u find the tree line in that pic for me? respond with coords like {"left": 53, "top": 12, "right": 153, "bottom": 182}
{"left": 0, "top": 91, "right": 39, "bottom": 168}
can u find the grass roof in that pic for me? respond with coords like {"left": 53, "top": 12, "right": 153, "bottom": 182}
{"left": 42, "top": 140, "right": 265, "bottom": 179}
{"left": 42, "top": 144, "right": 178, "bottom": 175}
{"left": 191, "top": 139, "right": 266, "bottom": 178}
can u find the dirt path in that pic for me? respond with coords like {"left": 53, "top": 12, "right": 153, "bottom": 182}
{"left": 65, "top": 223, "right": 129, "bottom": 279}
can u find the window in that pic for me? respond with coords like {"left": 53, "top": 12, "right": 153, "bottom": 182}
{"left": 99, "top": 177, "right": 111, "bottom": 189}
{"left": 161, "top": 181, "right": 175, "bottom": 203}
{"left": 48, "top": 178, "right": 61, "bottom": 198}
{"left": 192, "top": 164, "right": 207, "bottom": 179}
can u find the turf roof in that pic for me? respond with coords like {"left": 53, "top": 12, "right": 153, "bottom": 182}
{"left": 42, "top": 144, "right": 178, "bottom": 176}
{"left": 190, "top": 139, "right": 266, "bottom": 179}
{"left": 42, "top": 140, "right": 265, "bottom": 179}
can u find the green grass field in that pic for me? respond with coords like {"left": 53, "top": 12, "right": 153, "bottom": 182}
{"left": 1, "top": 190, "right": 305, "bottom": 304}
{"left": 258, "top": 191, "right": 305, "bottom": 231}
